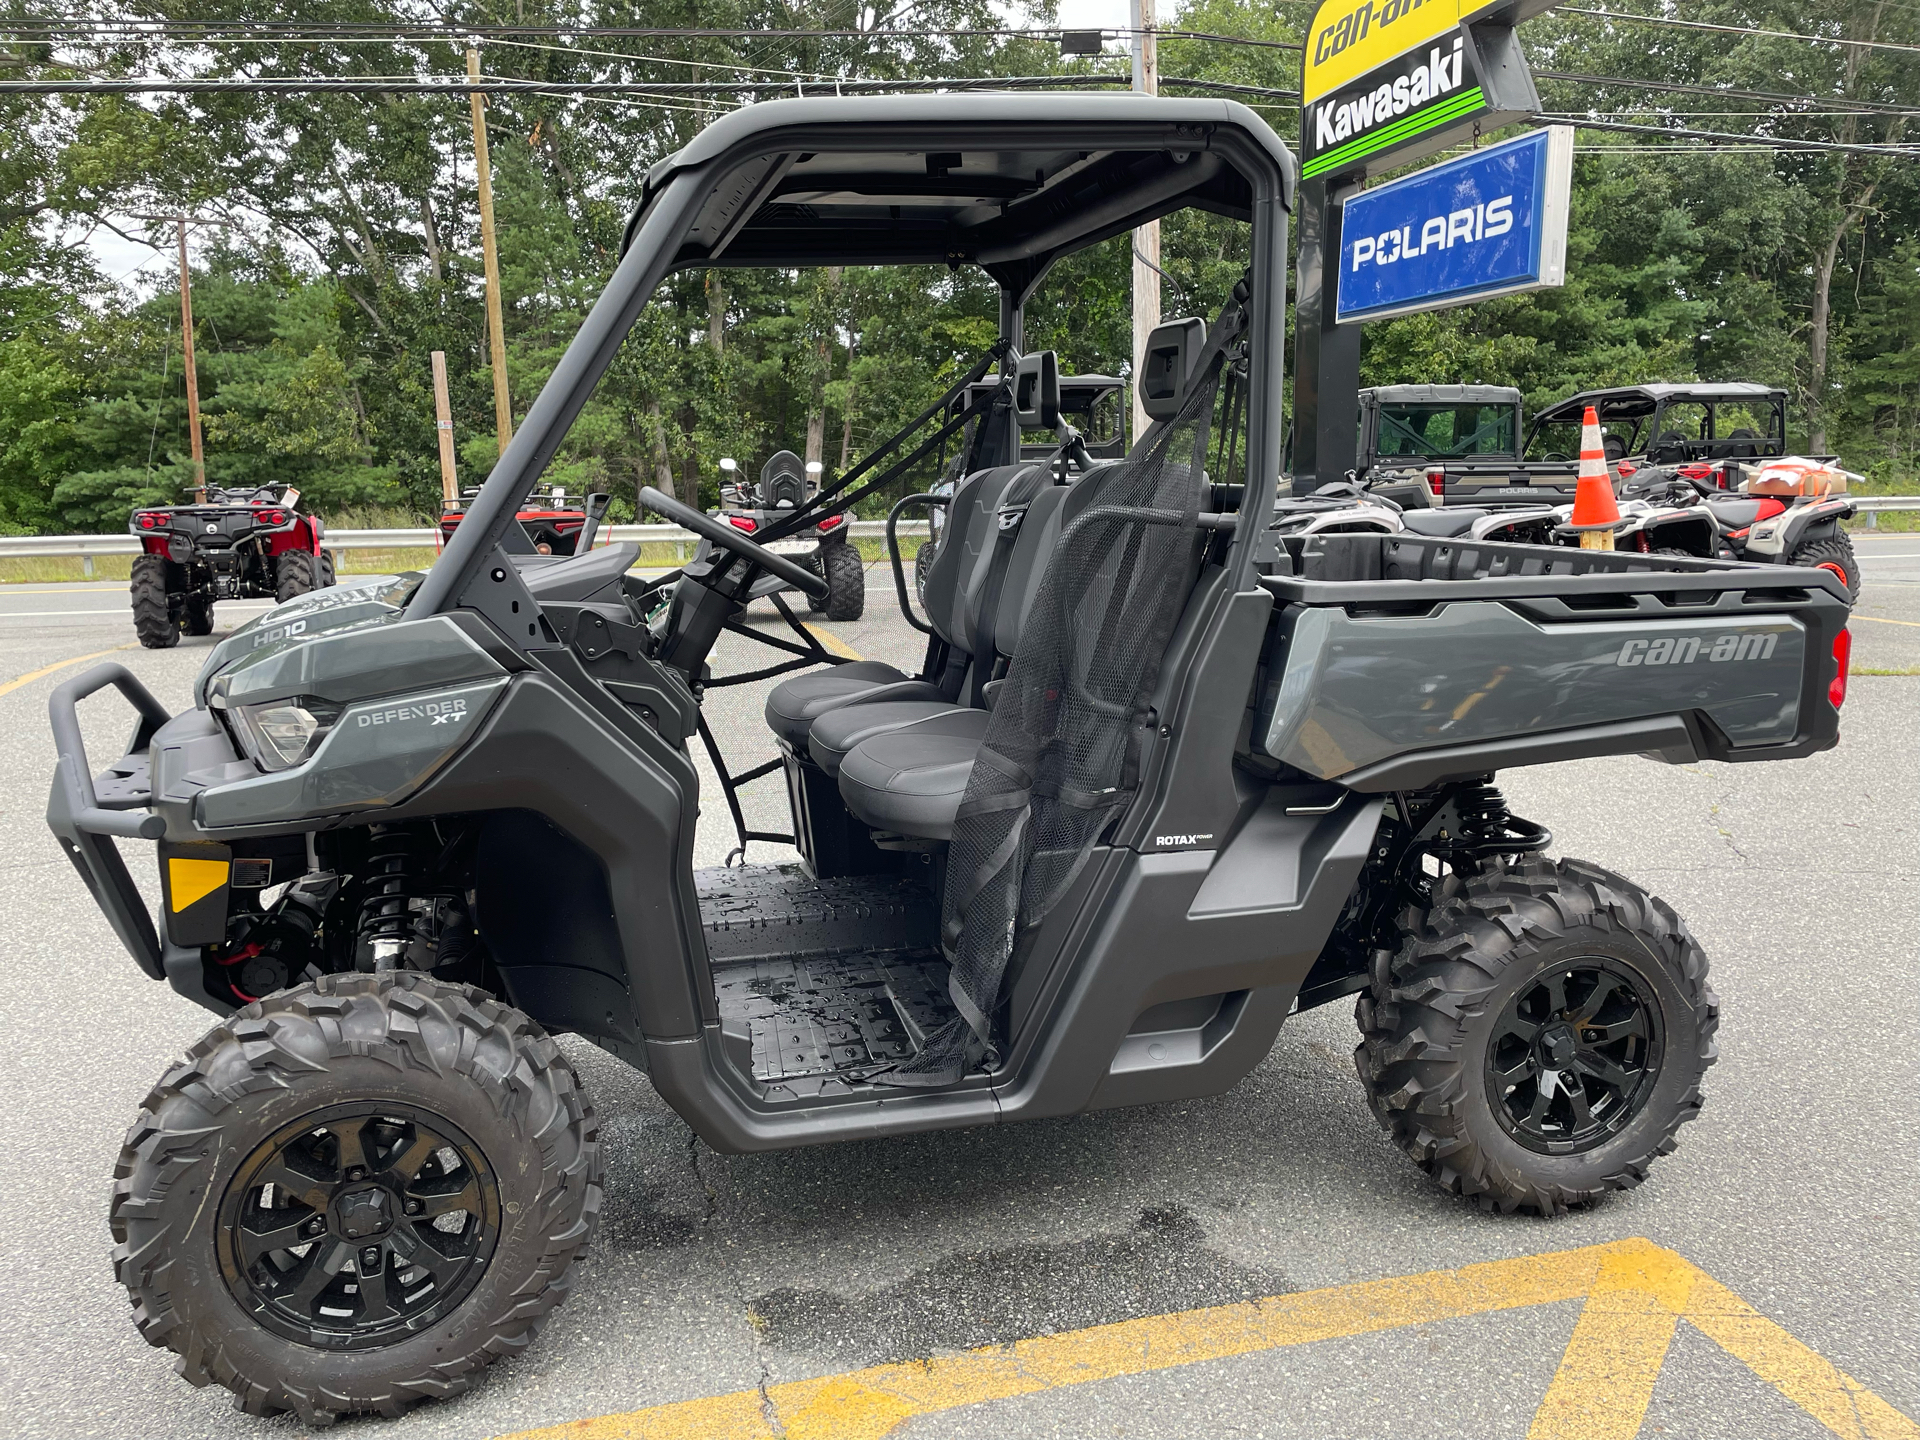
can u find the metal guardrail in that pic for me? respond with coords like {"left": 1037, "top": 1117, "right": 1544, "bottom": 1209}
{"left": 0, "top": 518, "right": 931, "bottom": 567}
{"left": 4, "top": 499, "right": 1913, "bottom": 565}
{"left": 1853, "top": 496, "right": 1920, "bottom": 528}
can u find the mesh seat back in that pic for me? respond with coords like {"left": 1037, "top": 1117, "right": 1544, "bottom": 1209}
{"left": 888, "top": 344, "right": 1233, "bottom": 1086}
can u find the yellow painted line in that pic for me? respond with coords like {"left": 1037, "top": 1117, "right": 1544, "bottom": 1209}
{"left": 1853, "top": 613, "right": 1920, "bottom": 628}
{"left": 803, "top": 623, "right": 864, "bottom": 661}
{"left": 0, "top": 643, "right": 137, "bottom": 700}
{"left": 498, "top": 1238, "right": 1917, "bottom": 1440}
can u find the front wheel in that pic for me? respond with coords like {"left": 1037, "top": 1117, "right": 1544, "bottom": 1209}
{"left": 1788, "top": 533, "right": 1861, "bottom": 599}
{"left": 1354, "top": 855, "right": 1717, "bottom": 1215}
{"left": 110, "top": 973, "right": 602, "bottom": 1425}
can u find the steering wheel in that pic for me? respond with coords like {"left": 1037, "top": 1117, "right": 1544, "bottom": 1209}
{"left": 639, "top": 486, "right": 828, "bottom": 597}
{"left": 1541, "top": 452, "right": 1570, "bottom": 463}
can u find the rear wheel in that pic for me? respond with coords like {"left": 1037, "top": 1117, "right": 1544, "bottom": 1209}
{"left": 1354, "top": 855, "right": 1717, "bottom": 1215}
{"left": 319, "top": 549, "right": 338, "bottom": 586}
{"left": 1788, "top": 533, "right": 1861, "bottom": 598}
{"left": 183, "top": 594, "right": 215, "bottom": 636}
{"left": 275, "top": 550, "right": 318, "bottom": 603}
{"left": 130, "top": 554, "right": 179, "bottom": 649}
{"left": 110, "top": 973, "right": 601, "bottom": 1425}
{"left": 821, "top": 539, "right": 865, "bottom": 622}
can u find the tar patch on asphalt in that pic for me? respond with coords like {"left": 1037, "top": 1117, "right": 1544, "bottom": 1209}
{"left": 745, "top": 1204, "right": 1295, "bottom": 1368}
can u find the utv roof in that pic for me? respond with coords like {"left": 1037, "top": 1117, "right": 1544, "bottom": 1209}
{"left": 1362, "top": 384, "right": 1523, "bottom": 404}
{"left": 620, "top": 93, "right": 1292, "bottom": 298}
{"left": 1535, "top": 382, "right": 1784, "bottom": 421}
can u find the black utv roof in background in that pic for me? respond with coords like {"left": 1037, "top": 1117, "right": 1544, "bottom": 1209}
{"left": 1535, "top": 382, "right": 1785, "bottom": 422}
{"left": 620, "top": 93, "right": 1287, "bottom": 299}
{"left": 1362, "top": 384, "right": 1523, "bottom": 405}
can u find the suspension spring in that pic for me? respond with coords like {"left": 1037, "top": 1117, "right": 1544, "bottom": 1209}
{"left": 1438, "top": 783, "right": 1553, "bottom": 860}
{"left": 356, "top": 826, "right": 420, "bottom": 963}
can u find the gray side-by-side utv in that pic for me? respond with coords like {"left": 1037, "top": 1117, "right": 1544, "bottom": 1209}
{"left": 49, "top": 94, "right": 1851, "bottom": 1424}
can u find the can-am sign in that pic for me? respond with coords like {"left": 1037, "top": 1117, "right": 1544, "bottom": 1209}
{"left": 1335, "top": 127, "right": 1572, "bottom": 323}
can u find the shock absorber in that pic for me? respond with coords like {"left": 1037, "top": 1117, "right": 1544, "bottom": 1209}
{"left": 1438, "top": 782, "right": 1553, "bottom": 861}
{"left": 357, "top": 825, "right": 422, "bottom": 970}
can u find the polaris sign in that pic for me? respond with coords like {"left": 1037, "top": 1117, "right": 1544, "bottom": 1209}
{"left": 1335, "top": 126, "right": 1572, "bottom": 324}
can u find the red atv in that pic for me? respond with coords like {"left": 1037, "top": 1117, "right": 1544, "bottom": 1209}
{"left": 127, "top": 484, "right": 334, "bottom": 649}
{"left": 440, "top": 487, "right": 598, "bottom": 555}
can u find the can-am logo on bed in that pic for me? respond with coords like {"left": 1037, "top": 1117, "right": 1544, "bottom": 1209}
{"left": 1615, "top": 633, "right": 1779, "bottom": 667}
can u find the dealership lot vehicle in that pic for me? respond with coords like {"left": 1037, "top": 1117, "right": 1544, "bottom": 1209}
{"left": 37, "top": 93, "right": 1864, "bottom": 1429}
{"left": 704, "top": 450, "right": 864, "bottom": 621}
{"left": 126, "top": 484, "right": 334, "bottom": 649}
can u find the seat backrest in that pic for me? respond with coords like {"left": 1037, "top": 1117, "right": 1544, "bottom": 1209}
{"left": 947, "top": 463, "right": 1046, "bottom": 651}
{"left": 917, "top": 467, "right": 1001, "bottom": 647}
{"left": 992, "top": 482, "right": 1072, "bottom": 660}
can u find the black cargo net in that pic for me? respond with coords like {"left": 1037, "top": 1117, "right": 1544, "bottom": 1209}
{"left": 889, "top": 326, "right": 1236, "bottom": 1087}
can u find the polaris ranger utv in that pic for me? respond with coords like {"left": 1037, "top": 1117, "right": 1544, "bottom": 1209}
{"left": 49, "top": 95, "right": 1851, "bottom": 1425}
{"left": 1356, "top": 383, "right": 1580, "bottom": 510}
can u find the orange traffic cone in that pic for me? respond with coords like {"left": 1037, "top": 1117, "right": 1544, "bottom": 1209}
{"left": 1568, "top": 406, "right": 1620, "bottom": 551}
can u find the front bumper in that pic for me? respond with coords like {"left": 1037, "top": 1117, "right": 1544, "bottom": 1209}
{"left": 45, "top": 664, "right": 172, "bottom": 980}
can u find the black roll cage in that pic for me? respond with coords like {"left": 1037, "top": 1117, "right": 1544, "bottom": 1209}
{"left": 410, "top": 95, "right": 1295, "bottom": 638}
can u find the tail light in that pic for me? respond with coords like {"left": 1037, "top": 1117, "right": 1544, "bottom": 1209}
{"left": 1830, "top": 628, "right": 1850, "bottom": 709}
{"left": 725, "top": 514, "right": 757, "bottom": 534}
{"left": 136, "top": 512, "right": 161, "bottom": 529}
{"left": 265, "top": 509, "right": 288, "bottom": 526}
{"left": 816, "top": 512, "right": 845, "bottom": 532}
{"left": 1425, "top": 467, "right": 1444, "bottom": 498}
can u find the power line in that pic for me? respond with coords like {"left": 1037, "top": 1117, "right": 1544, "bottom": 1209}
{"left": 1553, "top": 8, "right": 1920, "bottom": 56}
{"left": 1542, "top": 115, "right": 1920, "bottom": 154}
{"left": 1534, "top": 69, "right": 1920, "bottom": 118}
{"left": 0, "top": 73, "right": 1129, "bottom": 97}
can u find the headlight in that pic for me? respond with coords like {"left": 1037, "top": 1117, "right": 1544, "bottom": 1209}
{"left": 229, "top": 696, "right": 342, "bottom": 771}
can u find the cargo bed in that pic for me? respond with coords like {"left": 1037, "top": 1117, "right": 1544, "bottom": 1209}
{"left": 1252, "top": 533, "right": 1849, "bottom": 791}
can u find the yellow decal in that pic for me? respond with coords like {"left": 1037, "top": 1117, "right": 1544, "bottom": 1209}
{"left": 1303, "top": 0, "right": 1466, "bottom": 104}
{"left": 168, "top": 857, "right": 229, "bottom": 911}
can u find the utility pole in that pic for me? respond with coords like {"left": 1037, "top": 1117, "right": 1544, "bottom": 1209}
{"left": 176, "top": 219, "right": 207, "bottom": 500}
{"left": 1129, "top": 0, "right": 1160, "bottom": 442}
{"left": 468, "top": 47, "right": 512, "bottom": 455}
{"left": 431, "top": 350, "right": 459, "bottom": 503}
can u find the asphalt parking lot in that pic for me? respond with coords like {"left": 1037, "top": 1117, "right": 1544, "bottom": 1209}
{"left": 0, "top": 537, "right": 1914, "bottom": 1440}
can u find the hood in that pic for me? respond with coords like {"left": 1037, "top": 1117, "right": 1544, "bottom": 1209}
{"left": 192, "top": 573, "right": 422, "bottom": 708}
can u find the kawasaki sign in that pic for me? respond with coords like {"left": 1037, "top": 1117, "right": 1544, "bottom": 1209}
{"left": 1306, "top": 33, "right": 1481, "bottom": 179}
{"left": 1300, "top": 0, "right": 1553, "bottom": 181}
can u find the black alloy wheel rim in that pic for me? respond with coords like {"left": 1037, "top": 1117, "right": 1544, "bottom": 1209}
{"left": 1485, "top": 959, "right": 1663, "bottom": 1155}
{"left": 217, "top": 1104, "right": 501, "bottom": 1349}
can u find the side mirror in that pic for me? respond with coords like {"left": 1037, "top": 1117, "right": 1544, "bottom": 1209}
{"left": 719, "top": 457, "right": 738, "bottom": 474}
{"left": 1139, "top": 317, "right": 1206, "bottom": 422}
{"left": 1014, "top": 350, "right": 1061, "bottom": 430}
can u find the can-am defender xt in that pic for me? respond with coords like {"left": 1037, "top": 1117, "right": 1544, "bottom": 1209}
{"left": 50, "top": 96, "right": 1851, "bottom": 1424}
{"left": 127, "top": 482, "right": 336, "bottom": 648}
{"left": 702, "top": 449, "right": 864, "bottom": 620}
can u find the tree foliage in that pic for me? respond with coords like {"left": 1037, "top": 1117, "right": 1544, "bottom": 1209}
{"left": 2, "top": 0, "right": 1917, "bottom": 536}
